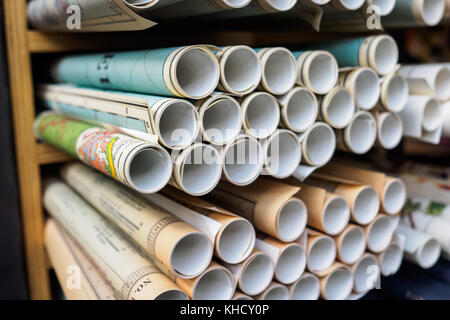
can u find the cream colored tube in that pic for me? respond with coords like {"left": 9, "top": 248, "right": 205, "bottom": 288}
{"left": 358, "top": 35, "right": 399, "bottom": 76}
{"left": 381, "top": 177, "right": 407, "bottom": 215}
{"left": 317, "top": 263, "right": 353, "bottom": 300}
{"left": 379, "top": 73, "right": 409, "bottom": 113}
{"left": 306, "top": 230, "right": 337, "bottom": 273}
{"left": 363, "top": 214, "right": 395, "bottom": 253}
{"left": 255, "top": 281, "right": 290, "bottom": 300}
{"left": 298, "top": 122, "right": 336, "bottom": 166}
{"left": 335, "top": 224, "right": 366, "bottom": 265}
{"left": 278, "top": 87, "right": 318, "bottom": 133}
{"left": 317, "top": 86, "right": 355, "bottom": 129}
{"left": 377, "top": 242, "right": 403, "bottom": 276}
{"left": 289, "top": 272, "right": 320, "bottom": 300}
{"left": 351, "top": 253, "right": 380, "bottom": 294}
{"left": 336, "top": 111, "right": 377, "bottom": 154}
{"left": 399, "top": 64, "right": 450, "bottom": 100}
{"left": 399, "top": 95, "right": 442, "bottom": 137}
{"left": 339, "top": 67, "right": 381, "bottom": 110}
{"left": 375, "top": 111, "right": 403, "bottom": 150}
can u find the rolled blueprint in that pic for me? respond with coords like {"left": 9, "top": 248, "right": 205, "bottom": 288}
{"left": 292, "top": 50, "right": 339, "bottom": 94}
{"left": 239, "top": 92, "right": 281, "bottom": 139}
{"left": 297, "top": 122, "right": 336, "bottom": 166}
{"left": 232, "top": 291, "right": 254, "bottom": 300}
{"left": 374, "top": 111, "right": 403, "bottom": 150}
{"left": 43, "top": 181, "right": 188, "bottom": 300}
{"left": 255, "top": 282, "right": 290, "bottom": 300}
{"left": 195, "top": 94, "right": 242, "bottom": 145}
{"left": 378, "top": 73, "right": 409, "bottom": 113}
{"left": 34, "top": 112, "right": 172, "bottom": 193}
{"left": 339, "top": 67, "right": 381, "bottom": 110}
{"left": 255, "top": 47, "right": 298, "bottom": 95}
{"left": 316, "top": 263, "right": 353, "bottom": 300}
{"left": 363, "top": 214, "right": 395, "bottom": 253}
{"left": 377, "top": 233, "right": 404, "bottom": 276}
{"left": 261, "top": 129, "right": 302, "bottom": 179}
{"left": 40, "top": 84, "right": 200, "bottom": 150}
{"left": 45, "top": 220, "right": 117, "bottom": 300}
{"left": 317, "top": 86, "right": 355, "bottom": 129}
{"left": 306, "top": 230, "right": 337, "bottom": 273}
{"left": 278, "top": 87, "right": 319, "bottom": 133}
{"left": 206, "top": 179, "right": 307, "bottom": 242}
{"left": 350, "top": 253, "right": 380, "bottom": 294}
{"left": 382, "top": 0, "right": 446, "bottom": 27}
{"left": 336, "top": 111, "right": 377, "bottom": 154}
{"left": 61, "top": 162, "right": 213, "bottom": 279}
{"left": 171, "top": 143, "right": 223, "bottom": 196}
{"left": 334, "top": 224, "right": 366, "bottom": 264}
{"left": 289, "top": 272, "right": 320, "bottom": 300}
{"left": 161, "top": 186, "right": 256, "bottom": 264}
{"left": 52, "top": 46, "right": 220, "bottom": 99}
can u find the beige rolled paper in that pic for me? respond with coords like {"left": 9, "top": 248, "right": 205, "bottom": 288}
{"left": 374, "top": 111, "right": 404, "bottom": 150}
{"left": 43, "top": 181, "right": 187, "bottom": 300}
{"left": 255, "top": 281, "right": 290, "bottom": 300}
{"left": 278, "top": 87, "right": 319, "bottom": 133}
{"left": 171, "top": 143, "right": 223, "bottom": 196}
{"left": 306, "top": 230, "right": 337, "bottom": 274}
{"left": 239, "top": 92, "right": 281, "bottom": 139}
{"left": 339, "top": 67, "right": 380, "bottom": 110}
{"left": 335, "top": 224, "right": 366, "bottom": 264}
{"left": 161, "top": 186, "right": 256, "bottom": 264}
{"left": 350, "top": 253, "right": 380, "bottom": 294}
{"left": 317, "top": 86, "right": 355, "bottom": 129}
{"left": 358, "top": 35, "right": 399, "bottom": 76}
{"left": 377, "top": 237, "right": 404, "bottom": 276}
{"left": 206, "top": 179, "right": 307, "bottom": 242}
{"left": 382, "top": 0, "right": 446, "bottom": 27}
{"left": 336, "top": 111, "right": 377, "bottom": 154}
{"left": 316, "top": 263, "right": 353, "bottom": 300}
{"left": 378, "top": 73, "right": 409, "bottom": 113}
{"left": 61, "top": 162, "right": 213, "bottom": 279}
{"left": 289, "top": 272, "right": 320, "bottom": 300}
{"left": 298, "top": 122, "right": 336, "bottom": 167}
{"left": 363, "top": 214, "right": 395, "bottom": 253}
{"left": 195, "top": 94, "right": 243, "bottom": 145}
{"left": 232, "top": 291, "right": 254, "bottom": 300}
{"left": 45, "top": 219, "right": 117, "bottom": 300}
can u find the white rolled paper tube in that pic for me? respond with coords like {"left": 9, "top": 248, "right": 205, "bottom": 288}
{"left": 192, "top": 265, "right": 235, "bottom": 300}
{"left": 359, "top": 35, "right": 399, "bottom": 76}
{"left": 370, "top": 0, "right": 396, "bottom": 15}
{"left": 352, "top": 254, "right": 380, "bottom": 294}
{"left": 379, "top": 73, "right": 409, "bottom": 113}
{"left": 277, "top": 198, "right": 308, "bottom": 242}
{"left": 378, "top": 242, "right": 403, "bottom": 276}
{"left": 222, "top": 135, "right": 264, "bottom": 186}
{"left": 289, "top": 273, "right": 320, "bottom": 300}
{"left": 240, "top": 92, "right": 281, "bottom": 139}
{"left": 343, "top": 67, "right": 381, "bottom": 110}
{"left": 383, "top": 0, "right": 445, "bottom": 27}
{"left": 278, "top": 87, "right": 318, "bottom": 133}
{"left": 336, "top": 225, "right": 366, "bottom": 265}
{"left": 257, "top": 47, "right": 298, "bottom": 95}
{"left": 217, "top": 218, "right": 256, "bottom": 264}
{"left": 275, "top": 243, "right": 306, "bottom": 285}
{"left": 399, "top": 95, "right": 443, "bottom": 137}
{"left": 422, "top": 97, "right": 442, "bottom": 132}
{"left": 364, "top": 215, "right": 394, "bottom": 253}
{"left": 257, "top": 282, "right": 290, "bottom": 300}
{"left": 338, "top": 111, "right": 377, "bottom": 154}
{"left": 322, "top": 195, "right": 351, "bottom": 236}
{"left": 318, "top": 86, "right": 355, "bottom": 129}
{"left": 376, "top": 112, "right": 403, "bottom": 150}
{"left": 258, "top": 0, "right": 298, "bottom": 11}
{"left": 300, "top": 122, "right": 336, "bottom": 166}
{"left": 262, "top": 129, "right": 302, "bottom": 179}
{"left": 399, "top": 64, "right": 450, "bottom": 100}
{"left": 321, "top": 265, "right": 353, "bottom": 300}
{"left": 172, "top": 143, "right": 222, "bottom": 196}
{"left": 307, "top": 235, "right": 337, "bottom": 272}
{"left": 333, "top": 0, "right": 366, "bottom": 10}
{"left": 382, "top": 178, "right": 407, "bottom": 215}
{"left": 352, "top": 186, "right": 380, "bottom": 225}
{"left": 239, "top": 252, "right": 275, "bottom": 296}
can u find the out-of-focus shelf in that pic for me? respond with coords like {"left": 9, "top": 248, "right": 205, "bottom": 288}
{"left": 36, "top": 143, "right": 73, "bottom": 165}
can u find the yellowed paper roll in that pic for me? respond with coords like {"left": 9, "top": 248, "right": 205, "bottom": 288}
{"left": 316, "top": 262, "right": 353, "bottom": 300}
{"left": 255, "top": 281, "right": 290, "bottom": 300}
{"left": 334, "top": 224, "right": 366, "bottom": 265}
{"left": 363, "top": 214, "right": 395, "bottom": 253}
{"left": 306, "top": 229, "right": 337, "bottom": 274}
{"left": 317, "top": 86, "right": 355, "bottom": 129}
{"left": 289, "top": 272, "right": 320, "bottom": 300}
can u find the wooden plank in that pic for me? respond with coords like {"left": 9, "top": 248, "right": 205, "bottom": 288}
{"left": 3, "top": 0, "right": 51, "bottom": 299}
{"left": 37, "top": 143, "right": 73, "bottom": 165}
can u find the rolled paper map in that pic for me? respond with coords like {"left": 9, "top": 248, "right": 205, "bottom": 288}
{"left": 339, "top": 67, "right": 381, "bottom": 110}
{"left": 206, "top": 179, "right": 307, "bottom": 242}
{"left": 363, "top": 214, "right": 395, "bottom": 253}
{"left": 289, "top": 272, "right": 320, "bottom": 300}
{"left": 351, "top": 253, "right": 380, "bottom": 294}
{"left": 220, "top": 134, "right": 264, "bottom": 186}
{"left": 399, "top": 64, "right": 450, "bottom": 101}
{"left": 336, "top": 111, "right": 377, "bottom": 154}
{"left": 378, "top": 73, "right": 409, "bottom": 113}
{"left": 34, "top": 112, "right": 172, "bottom": 194}
{"left": 255, "top": 282, "right": 290, "bottom": 300}
{"left": 239, "top": 92, "right": 281, "bottom": 139}
{"left": 216, "top": 46, "right": 262, "bottom": 96}
{"left": 232, "top": 291, "right": 254, "bottom": 300}
{"left": 195, "top": 94, "right": 242, "bottom": 145}
{"left": 334, "top": 224, "right": 366, "bottom": 264}
{"left": 306, "top": 230, "right": 337, "bottom": 273}
{"left": 261, "top": 129, "right": 302, "bottom": 179}
{"left": 278, "top": 86, "right": 319, "bottom": 133}
{"left": 171, "top": 143, "right": 223, "bottom": 196}
{"left": 316, "top": 263, "right": 353, "bottom": 300}
{"left": 52, "top": 46, "right": 220, "bottom": 99}
{"left": 43, "top": 181, "right": 188, "bottom": 300}
{"left": 298, "top": 122, "right": 336, "bottom": 166}
{"left": 61, "top": 162, "right": 213, "bottom": 279}
{"left": 292, "top": 50, "right": 339, "bottom": 94}
{"left": 222, "top": 249, "right": 275, "bottom": 296}
{"left": 45, "top": 219, "right": 117, "bottom": 300}
{"left": 396, "top": 225, "right": 441, "bottom": 269}
{"left": 255, "top": 47, "right": 298, "bottom": 95}
{"left": 317, "top": 86, "right": 355, "bottom": 129}
{"left": 374, "top": 111, "right": 403, "bottom": 150}
{"left": 377, "top": 233, "right": 404, "bottom": 276}
{"left": 161, "top": 186, "right": 256, "bottom": 264}
{"left": 40, "top": 84, "right": 200, "bottom": 150}
{"left": 382, "top": 0, "right": 446, "bottom": 27}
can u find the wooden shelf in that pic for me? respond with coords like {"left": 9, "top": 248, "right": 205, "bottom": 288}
{"left": 36, "top": 143, "right": 73, "bottom": 165}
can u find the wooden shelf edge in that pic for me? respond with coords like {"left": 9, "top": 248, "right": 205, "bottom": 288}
{"left": 36, "top": 143, "right": 73, "bottom": 165}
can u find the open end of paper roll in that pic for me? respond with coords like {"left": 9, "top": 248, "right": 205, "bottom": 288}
{"left": 171, "top": 232, "right": 212, "bottom": 278}
{"left": 345, "top": 112, "right": 377, "bottom": 154}
{"left": 262, "top": 284, "right": 290, "bottom": 300}
{"left": 128, "top": 147, "right": 172, "bottom": 194}
{"left": 307, "top": 236, "right": 336, "bottom": 272}
{"left": 218, "top": 219, "right": 255, "bottom": 264}
{"left": 422, "top": 98, "right": 441, "bottom": 131}
{"left": 245, "top": 93, "right": 280, "bottom": 139}
{"left": 325, "top": 88, "right": 354, "bottom": 129}
{"left": 417, "top": 238, "right": 441, "bottom": 268}
{"left": 340, "top": 227, "right": 366, "bottom": 264}
{"left": 323, "top": 267, "right": 353, "bottom": 300}
{"left": 304, "top": 123, "right": 336, "bottom": 166}
{"left": 240, "top": 253, "right": 274, "bottom": 296}
{"left": 307, "top": 52, "right": 338, "bottom": 94}
{"left": 202, "top": 97, "right": 242, "bottom": 145}
{"left": 176, "top": 48, "right": 219, "bottom": 98}
{"left": 371, "top": 0, "right": 395, "bottom": 15}
{"left": 353, "top": 186, "right": 379, "bottom": 225}
{"left": 339, "top": 0, "right": 365, "bottom": 10}
{"left": 222, "top": 47, "right": 261, "bottom": 94}
{"left": 155, "top": 290, "right": 189, "bottom": 300}
{"left": 193, "top": 268, "right": 235, "bottom": 300}
{"left": 284, "top": 88, "right": 318, "bottom": 132}
{"left": 265, "top": 130, "right": 302, "bottom": 179}
{"left": 322, "top": 196, "right": 351, "bottom": 235}
{"left": 291, "top": 274, "right": 320, "bottom": 300}
{"left": 382, "top": 179, "right": 406, "bottom": 214}
{"left": 434, "top": 67, "right": 450, "bottom": 100}
{"left": 385, "top": 75, "right": 408, "bottom": 112}
{"left": 263, "top": 49, "right": 297, "bottom": 95}
{"left": 353, "top": 255, "right": 379, "bottom": 293}
{"left": 354, "top": 68, "right": 380, "bottom": 110}
{"left": 179, "top": 144, "right": 222, "bottom": 196}
{"left": 378, "top": 112, "right": 403, "bottom": 150}
{"left": 373, "top": 36, "right": 398, "bottom": 75}
{"left": 278, "top": 199, "right": 308, "bottom": 242}
{"left": 421, "top": 0, "right": 445, "bottom": 26}
{"left": 223, "top": 136, "right": 263, "bottom": 186}
{"left": 159, "top": 100, "right": 198, "bottom": 149}
{"left": 276, "top": 244, "right": 306, "bottom": 284}
{"left": 367, "top": 216, "right": 393, "bottom": 253}
{"left": 380, "top": 243, "right": 403, "bottom": 276}
{"left": 223, "top": 0, "right": 252, "bottom": 8}
{"left": 267, "top": 0, "right": 298, "bottom": 11}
